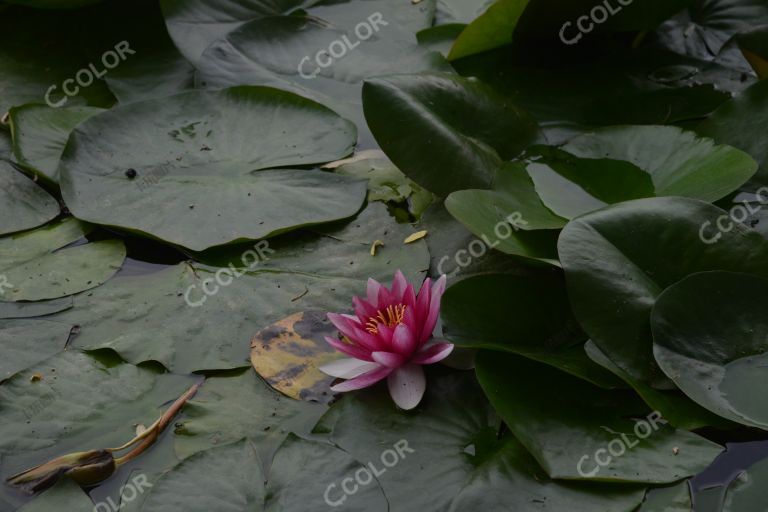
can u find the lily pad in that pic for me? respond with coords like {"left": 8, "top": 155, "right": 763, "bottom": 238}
{"left": 140, "top": 439, "right": 265, "bottom": 512}
{"left": 195, "top": 6, "right": 447, "bottom": 139}
{"left": 0, "top": 319, "right": 70, "bottom": 381}
{"left": 558, "top": 125, "right": 757, "bottom": 202}
{"left": 265, "top": 434, "right": 389, "bottom": 511}
{"left": 59, "top": 86, "right": 363, "bottom": 251}
{"left": 173, "top": 370, "right": 326, "bottom": 470}
{"left": 321, "top": 371, "right": 647, "bottom": 511}
{"left": 448, "top": 0, "right": 530, "bottom": 60}
{"left": 0, "top": 297, "right": 73, "bottom": 319}
{"left": 476, "top": 352, "right": 724, "bottom": 483}
{"left": 0, "top": 218, "right": 125, "bottom": 302}
{"left": 0, "top": 161, "right": 59, "bottom": 236}
{"left": 442, "top": 272, "right": 623, "bottom": 388}
{"left": 444, "top": 162, "right": 564, "bottom": 265}
{"left": 159, "top": 0, "right": 319, "bottom": 64}
{"left": 250, "top": 310, "right": 342, "bottom": 403}
{"left": 698, "top": 80, "right": 768, "bottom": 188}
{"left": 585, "top": 340, "right": 734, "bottom": 431}
{"left": 17, "top": 480, "right": 93, "bottom": 512}
{"left": 362, "top": 72, "right": 541, "bottom": 196}
{"left": 723, "top": 457, "right": 768, "bottom": 511}
{"left": 637, "top": 481, "right": 692, "bottom": 512}
{"left": 558, "top": 197, "right": 768, "bottom": 388}
{"left": 0, "top": 350, "right": 195, "bottom": 482}
{"left": 9, "top": 104, "right": 104, "bottom": 185}
{"left": 652, "top": 271, "right": 768, "bottom": 430}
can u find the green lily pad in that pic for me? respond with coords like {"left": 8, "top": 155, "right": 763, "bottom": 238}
{"left": 320, "top": 371, "right": 646, "bottom": 511}
{"left": 159, "top": 0, "right": 320, "bottom": 64}
{"left": 476, "top": 352, "right": 724, "bottom": 483}
{"left": 140, "top": 439, "right": 265, "bottom": 512}
{"left": 558, "top": 197, "right": 768, "bottom": 388}
{"left": 0, "top": 319, "right": 70, "bottom": 381}
{"left": 525, "top": 146, "right": 656, "bottom": 219}
{"left": 195, "top": 6, "right": 447, "bottom": 139}
{"left": 558, "top": 125, "right": 757, "bottom": 202}
{"left": 0, "top": 161, "right": 59, "bottom": 236}
{"left": 723, "top": 457, "right": 768, "bottom": 511}
{"left": 265, "top": 434, "right": 388, "bottom": 511}
{"left": 448, "top": 0, "right": 530, "bottom": 60}
{"left": 362, "top": 72, "right": 541, "bottom": 196}
{"left": 59, "top": 86, "right": 363, "bottom": 251}
{"left": 637, "top": 481, "right": 692, "bottom": 512}
{"left": 698, "top": 80, "right": 768, "bottom": 189}
{"left": 9, "top": 105, "right": 104, "bottom": 185}
{"left": 442, "top": 272, "right": 623, "bottom": 388}
{"left": 173, "top": 370, "right": 326, "bottom": 470}
{"left": 0, "top": 297, "right": 73, "bottom": 319}
{"left": 0, "top": 218, "right": 125, "bottom": 302}
{"left": 652, "top": 271, "right": 768, "bottom": 430}
{"left": 585, "top": 340, "right": 734, "bottom": 431}
{"left": 444, "top": 162, "right": 564, "bottom": 265}
{"left": 17, "top": 480, "right": 93, "bottom": 512}
{"left": 0, "top": 350, "right": 196, "bottom": 480}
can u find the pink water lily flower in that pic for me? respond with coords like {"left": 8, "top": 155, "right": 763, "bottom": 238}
{"left": 319, "top": 270, "right": 453, "bottom": 410}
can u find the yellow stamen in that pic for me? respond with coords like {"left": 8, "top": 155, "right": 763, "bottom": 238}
{"left": 365, "top": 304, "right": 406, "bottom": 334}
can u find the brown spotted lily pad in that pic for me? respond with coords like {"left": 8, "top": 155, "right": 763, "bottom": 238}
{"left": 250, "top": 311, "right": 342, "bottom": 403}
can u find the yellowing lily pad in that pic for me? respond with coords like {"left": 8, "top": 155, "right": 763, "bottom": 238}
{"left": 250, "top": 310, "right": 343, "bottom": 403}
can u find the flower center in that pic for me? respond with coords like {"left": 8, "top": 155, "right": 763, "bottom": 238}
{"left": 365, "top": 304, "right": 406, "bottom": 334}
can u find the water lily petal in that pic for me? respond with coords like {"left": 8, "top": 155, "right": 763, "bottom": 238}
{"left": 371, "top": 351, "right": 406, "bottom": 368}
{"left": 412, "top": 341, "right": 454, "bottom": 365}
{"left": 328, "top": 313, "right": 381, "bottom": 351}
{"left": 421, "top": 274, "right": 447, "bottom": 341}
{"left": 319, "top": 358, "right": 380, "bottom": 378}
{"left": 402, "top": 283, "right": 416, "bottom": 309}
{"left": 352, "top": 296, "right": 377, "bottom": 321}
{"left": 324, "top": 336, "right": 373, "bottom": 361}
{"left": 391, "top": 323, "right": 417, "bottom": 355}
{"left": 366, "top": 278, "right": 382, "bottom": 307}
{"left": 391, "top": 269, "right": 407, "bottom": 301}
{"left": 331, "top": 364, "right": 393, "bottom": 392}
{"left": 415, "top": 277, "right": 431, "bottom": 321}
{"left": 387, "top": 364, "right": 426, "bottom": 410}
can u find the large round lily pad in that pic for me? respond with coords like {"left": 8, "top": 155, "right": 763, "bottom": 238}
{"left": 476, "top": 352, "right": 723, "bottom": 483}
{"left": 558, "top": 197, "right": 768, "bottom": 388}
{"left": 59, "top": 86, "right": 364, "bottom": 251}
{"left": 652, "top": 271, "right": 768, "bottom": 430}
